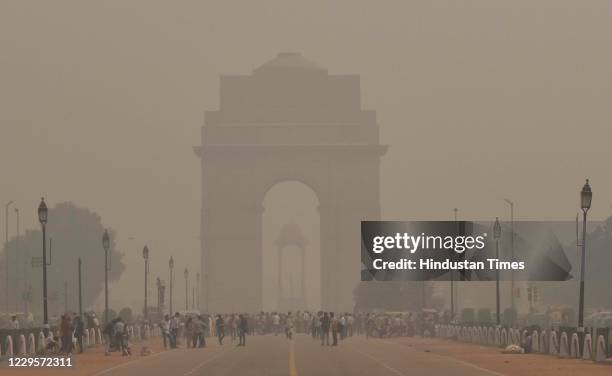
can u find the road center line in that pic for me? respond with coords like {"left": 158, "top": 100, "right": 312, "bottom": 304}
{"left": 289, "top": 340, "right": 299, "bottom": 376}
{"left": 92, "top": 349, "right": 170, "bottom": 376}
{"left": 351, "top": 348, "right": 407, "bottom": 376}
{"left": 183, "top": 348, "right": 230, "bottom": 376}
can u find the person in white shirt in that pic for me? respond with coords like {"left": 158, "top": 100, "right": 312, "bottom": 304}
{"left": 9, "top": 316, "right": 20, "bottom": 329}
{"left": 272, "top": 313, "right": 280, "bottom": 336}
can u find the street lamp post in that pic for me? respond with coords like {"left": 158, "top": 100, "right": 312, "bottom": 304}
{"left": 5, "top": 200, "right": 13, "bottom": 314}
{"left": 78, "top": 258, "right": 83, "bottom": 319}
{"left": 184, "top": 268, "right": 189, "bottom": 311}
{"left": 37, "top": 198, "right": 48, "bottom": 324}
{"left": 143, "top": 246, "right": 149, "bottom": 320}
{"left": 504, "top": 199, "right": 515, "bottom": 311}
{"left": 493, "top": 217, "right": 502, "bottom": 326}
{"left": 102, "top": 229, "right": 110, "bottom": 324}
{"left": 451, "top": 208, "right": 458, "bottom": 321}
{"left": 578, "top": 179, "right": 592, "bottom": 330}
{"left": 169, "top": 257, "right": 174, "bottom": 314}
{"left": 196, "top": 272, "right": 200, "bottom": 311}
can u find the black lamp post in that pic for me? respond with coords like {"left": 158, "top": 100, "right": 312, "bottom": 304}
{"left": 578, "top": 179, "right": 592, "bottom": 330}
{"left": 196, "top": 272, "right": 200, "bottom": 311}
{"left": 143, "top": 245, "right": 149, "bottom": 320}
{"left": 169, "top": 256, "right": 174, "bottom": 314}
{"left": 102, "top": 229, "right": 110, "bottom": 324}
{"left": 37, "top": 198, "right": 48, "bottom": 325}
{"left": 184, "top": 268, "right": 189, "bottom": 311}
{"left": 493, "top": 217, "right": 502, "bottom": 326}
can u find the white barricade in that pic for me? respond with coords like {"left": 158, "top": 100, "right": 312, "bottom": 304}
{"left": 570, "top": 333, "right": 580, "bottom": 358}
{"left": 97, "top": 328, "right": 102, "bottom": 345}
{"left": 582, "top": 334, "right": 592, "bottom": 360}
{"left": 38, "top": 332, "right": 46, "bottom": 352}
{"left": 4, "top": 335, "right": 14, "bottom": 357}
{"left": 539, "top": 331, "right": 547, "bottom": 353}
{"left": 501, "top": 328, "right": 508, "bottom": 346}
{"left": 595, "top": 335, "right": 607, "bottom": 362}
{"left": 549, "top": 331, "right": 559, "bottom": 356}
{"left": 560, "top": 332, "right": 569, "bottom": 358}
{"left": 532, "top": 331, "right": 539, "bottom": 353}
{"left": 17, "top": 334, "right": 26, "bottom": 355}
{"left": 28, "top": 333, "right": 36, "bottom": 355}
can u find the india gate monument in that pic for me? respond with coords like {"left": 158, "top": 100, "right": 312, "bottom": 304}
{"left": 193, "top": 53, "right": 387, "bottom": 313}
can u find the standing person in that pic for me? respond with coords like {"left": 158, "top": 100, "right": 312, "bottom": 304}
{"left": 339, "top": 314, "right": 346, "bottom": 340}
{"left": 161, "top": 315, "right": 170, "bottom": 349}
{"left": 272, "top": 312, "right": 280, "bottom": 335}
{"left": 215, "top": 315, "right": 225, "bottom": 345}
{"left": 74, "top": 315, "right": 85, "bottom": 353}
{"left": 347, "top": 314, "right": 354, "bottom": 337}
{"left": 321, "top": 312, "right": 330, "bottom": 346}
{"left": 185, "top": 317, "right": 194, "bottom": 348}
{"left": 285, "top": 312, "right": 294, "bottom": 340}
{"left": 103, "top": 319, "right": 115, "bottom": 355}
{"left": 114, "top": 317, "right": 128, "bottom": 356}
{"left": 60, "top": 314, "right": 74, "bottom": 354}
{"left": 169, "top": 312, "right": 180, "bottom": 348}
{"left": 331, "top": 312, "right": 338, "bottom": 346}
{"left": 9, "top": 315, "right": 20, "bottom": 329}
{"left": 238, "top": 314, "right": 248, "bottom": 347}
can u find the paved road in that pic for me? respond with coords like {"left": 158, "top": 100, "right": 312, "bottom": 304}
{"left": 93, "top": 335, "right": 501, "bottom": 376}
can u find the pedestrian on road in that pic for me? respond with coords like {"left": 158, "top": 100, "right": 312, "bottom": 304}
{"left": 103, "top": 319, "right": 115, "bottom": 355}
{"left": 170, "top": 312, "right": 180, "bottom": 348}
{"left": 60, "top": 314, "right": 74, "bottom": 354}
{"left": 321, "top": 312, "right": 330, "bottom": 346}
{"left": 73, "top": 315, "right": 85, "bottom": 353}
{"left": 238, "top": 314, "right": 248, "bottom": 346}
{"left": 215, "top": 314, "right": 225, "bottom": 345}
{"left": 331, "top": 312, "right": 339, "bottom": 346}
{"left": 161, "top": 315, "right": 170, "bottom": 349}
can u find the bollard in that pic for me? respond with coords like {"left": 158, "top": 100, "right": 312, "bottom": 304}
{"left": 28, "top": 333, "right": 36, "bottom": 355}
{"left": 97, "top": 328, "right": 103, "bottom": 345}
{"left": 549, "top": 331, "right": 559, "bottom": 356}
{"left": 17, "top": 334, "right": 26, "bottom": 355}
{"left": 501, "top": 328, "right": 508, "bottom": 347}
{"left": 488, "top": 327, "right": 495, "bottom": 345}
{"left": 532, "top": 331, "right": 539, "bottom": 353}
{"left": 5, "top": 335, "right": 14, "bottom": 357}
{"left": 38, "top": 332, "right": 46, "bottom": 352}
{"left": 582, "top": 334, "right": 592, "bottom": 360}
{"left": 570, "top": 333, "right": 580, "bottom": 358}
{"left": 595, "top": 335, "right": 606, "bottom": 362}
{"left": 539, "top": 331, "right": 547, "bottom": 354}
{"left": 560, "top": 332, "right": 569, "bottom": 358}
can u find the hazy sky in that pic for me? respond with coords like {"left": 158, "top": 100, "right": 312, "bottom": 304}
{"left": 1, "top": 1, "right": 612, "bottom": 309}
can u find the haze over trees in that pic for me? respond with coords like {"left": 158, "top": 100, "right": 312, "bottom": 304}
{"left": 0, "top": 202, "right": 124, "bottom": 321}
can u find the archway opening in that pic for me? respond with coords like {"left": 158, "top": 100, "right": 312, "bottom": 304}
{"left": 262, "top": 181, "right": 320, "bottom": 312}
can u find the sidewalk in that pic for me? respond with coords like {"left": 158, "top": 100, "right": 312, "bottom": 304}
{"left": 0, "top": 336, "right": 166, "bottom": 376}
{"left": 388, "top": 336, "right": 612, "bottom": 376}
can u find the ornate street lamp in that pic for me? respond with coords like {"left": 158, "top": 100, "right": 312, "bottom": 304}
{"left": 37, "top": 198, "right": 48, "bottom": 325}
{"left": 184, "top": 268, "right": 189, "bottom": 311}
{"left": 143, "top": 245, "right": 149, "bottom": 320}
{"left": 578, "top": 179, "right": 592, "bottom": 330}
{"left": 102, "top": 229, "right": 110, "bottom": 324}
{"left": 493, "top": 217, "right": 502, "bottom": 326}
{"left": 169, "top": 256, "right": 174, "bottom": 314}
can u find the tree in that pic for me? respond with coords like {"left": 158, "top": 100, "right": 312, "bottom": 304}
{"left": 0, "top": 202, "right": 125, "bottom": 322}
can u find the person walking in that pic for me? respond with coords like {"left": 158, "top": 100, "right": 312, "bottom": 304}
{"left": 331, "top": 312, "right": 338, "bottom": 346}
{"left": 238, "top": 314, "right": 248, "bottom": 346}
{"left": 215, "top": 314, "right": 225, "bottom": 345}
{"left": 169, "top": 312, "right": 180, "bottom": 348}
{"left": 73, "top": 315, "right": 85, "bottom": 353}
{"left": 285, "top": 312, "right": 294, "bottom": 340}
{"left": 321, "top": 312, "right": 330, "bottom": 346}
{"left": 161, "top": 315, "right": 170, "bottom": 349}
{"left": 60, "top": 314, "right": 74, "bottom": 354}
{"left": 103, "top": 319, "right": 115, "bottom": 355}
{"left": 114, "top": 317, "right": 128, "bottom": 356}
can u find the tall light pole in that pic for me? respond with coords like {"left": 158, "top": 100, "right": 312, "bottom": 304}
{"left": 5, "top": 200, "right": 13, "bottom": 314}
{"left": 14, "top": 207, "right": 19, "bottom": 312}
{"left": 493, "top": 217, "right": 502, "bottom": 326}
{"left": 578, "top": 179, "right": 592, "bottom": 331}
{"left": 184, "top": 268, "right": 189, "bottom": 311}
{"left": 102, "top": 229, "right": 110, "bottom": 324}
{"left": 451, "top": 208, "right": 458, "bottom": 321}
{"left": 169, "top": 257, "right": 174, "bottom": 314}
{"left": 37, "top": 198, "right": 48, "bottom": 324}
{"left": 143, "top": 245, "right": 149, "bottom": 320}
{"left": 196, "top": 272, "right": 200, "bottom": 311}
{"left": 504, "top": 199, "right": 515, "bottom": 311}
{"left": 78, "top": 258, "right": 83, "bottom": 319}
